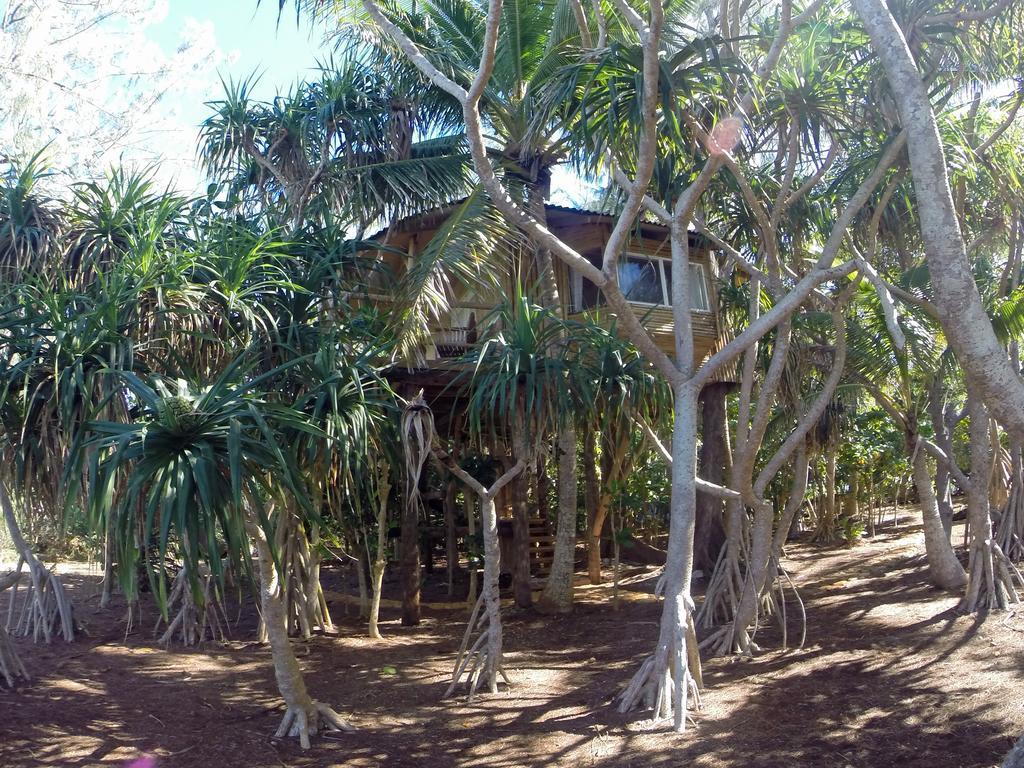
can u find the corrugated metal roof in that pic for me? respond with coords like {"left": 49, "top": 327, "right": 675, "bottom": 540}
{"left": 368, "top": 201, "right": 713, "bottom": 247}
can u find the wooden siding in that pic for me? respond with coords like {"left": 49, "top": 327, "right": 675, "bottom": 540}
{"left": 372, "top": 205, "right": 731, "bottom": 378}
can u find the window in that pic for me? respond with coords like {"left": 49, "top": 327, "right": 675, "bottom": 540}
{"left": 572, "top": 255, "right": 709, "bottom": 312}
{"left": 662, "top": 261, "right": 710, "bottom": 312}
{"left": 620, "top": 257, "right": 664, "bottom": 304}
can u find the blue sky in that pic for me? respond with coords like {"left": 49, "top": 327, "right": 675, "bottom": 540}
{"left": 138, "top": 1, "right": 592, "bottom": 202}
{"left": 151, "top": 1, "right": 333, "bottom": 138}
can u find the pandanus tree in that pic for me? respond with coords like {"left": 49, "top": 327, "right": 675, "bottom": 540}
{"left": 471, "top": 290, "right": 587, "bottom": 602}
{"left": 0, "top": 152, "right": 64, "bottom": 279}
{"left": 577, "top": 320, "right": 671, "bottom": 586}
{"left": 0, "top": 164, "right": 184, "bottom": 638}
{"left": 288, "top": 0, "right": 951, "bottom": 730}
{"left": 199, "top": 57, "right": 472, "bottom": 233}
{"left": 80, "top": 359, "right": 358, "bottom": 747}
{"left": 849, "top": 0, "right": 1024, "bottom": 449}
{"left": 847, "top": 278, "right": 970, "bottom": 591}
{"left": 264, "top": 304, "right": 392, "bottom": 639}
{"left": 432, "top": 289, "right": 576, "bottom": 694}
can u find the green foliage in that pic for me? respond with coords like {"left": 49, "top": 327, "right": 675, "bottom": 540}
{"left": 78, "top": 358, "right": 317, "bottom": 606}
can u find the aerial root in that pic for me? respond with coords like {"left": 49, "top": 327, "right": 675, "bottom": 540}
{"left": 268, "top": 514, "right": 333, "bottom": 640}
{"left": 618, "top": 612, "right": 702, "bottom": 732}
{"left": 155, "top": 568, "right": 229, "bottom": 647}
{"left": 6, "top": 558, "right": 74, "bottom": 644}
{"left": 444, "top": 591, "right": 505, "bottom": 701}
{"left": 961, "top": 541, "right": 1024, "bottom": 613}
{"left": 697, "top": 542, "right": 743, "bottom": 631}
{"left": 0, "top": 625, "right": 28, "bottom": 688}
{"left": 274, "top": 700, "right": 355, "bottom": 750}
{"left": 617, "top": 649, "right": 702, "bottom": 732}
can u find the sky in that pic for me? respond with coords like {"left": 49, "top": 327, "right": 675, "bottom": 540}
{"left": 144, "top": 1, "right": 335, "bottom": 191}
{"left": 149, "top": 1, "right": 333, "bottom": 131}
{"left": 0, "top": 0, "right": 592, "bottom": 202}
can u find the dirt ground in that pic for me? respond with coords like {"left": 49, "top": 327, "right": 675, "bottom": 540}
{"left": 2, "top": 510, "right": 1022, "bottom": 768}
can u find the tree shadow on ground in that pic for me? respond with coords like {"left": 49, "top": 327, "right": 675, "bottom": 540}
{"left": 2, "top": 517, "right": 1022, "bottom": 768}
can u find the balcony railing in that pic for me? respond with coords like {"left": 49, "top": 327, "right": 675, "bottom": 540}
{"left": 431, "top": 326, "right": 477, "bottom": 358}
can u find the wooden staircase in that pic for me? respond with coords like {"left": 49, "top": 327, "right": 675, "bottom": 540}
{"left": 528, "top": 516, "right": 556, "bottom": 576}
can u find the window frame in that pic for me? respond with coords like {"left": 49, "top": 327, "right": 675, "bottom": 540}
{"left": 570, "top": 253, "right": 709, "bottom": 313}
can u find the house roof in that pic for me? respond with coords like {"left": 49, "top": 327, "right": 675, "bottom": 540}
{"left": 368, "top": 202, "right": 711, "bottom": 249}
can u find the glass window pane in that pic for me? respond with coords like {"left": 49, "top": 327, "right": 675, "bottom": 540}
{"left": 662, "top": 262, "right": 710, "bottom": 310}
{"left": 620, "top": 257, "right": 664, "bottom": 304}
{"left": 690, "top": 263, "right": 709, "bottom": 310}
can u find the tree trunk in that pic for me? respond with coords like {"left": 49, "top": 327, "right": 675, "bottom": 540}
{"left": 935, "top": 463, "right": 955, "bottom": 540}
{"left": 251, "top": 523, "right": 352, "bottom": 748}
{"left": 444, "top": 481, "right": 460, "bottom": 598}
{"left": 583, "top": 424, "right": 605, "bottom": 584}
{"left": 368, "top": 464, "right": 390, "bottom": 639}
{"left": 100, "top": 506, "right": 115, "bottom": 608}
{"left": 400, "top": 486, "right": 421, "bottom": 626}
{"left": 525, "top": 170, "right": 570, "bottom": 611}
{"left": 695, "top": 383, "right": 730, "bottom": 573}
{"left": 1, "top": 483, "right": 74, "bottom": 643}
{"left": 356, "top": 543, "right": 370, "bottom": 620}
{"left": 996, "top": 447, "right": 1024, "bottom": 562}
{"left": 911, "top": 449, "right": 968, "bottom": 592}
{"left": 511, "top": 473, "right": 533, "bottom": 608}
{"left": 726, "top": 498, "right": 774, "bottom": 655}
{"left": 823, "top": 446, "right": 837, "bottom": 534}
{"left": 537, "top": 460, "right": 552, "bottom": 520}
{"left": 538, "top": 422, "right": 578, "bottom": 613}
{"left": 853, "top": 0, "right": 1024, "bottom": 446}
{"left": 271, "top": 508, "right": 331, "bottom": 637}
{"left": 480, "top": 493, "right": 504, "bottom": 692}
{"left": 0, "top": 570, "right": 27, "bottom": 687}
{"left": 960, "top": 399, "right": 1020, "bottom": 612}
{"left": 929, "top": 386, "right": 957, "bottom": 540}
{"left": 587, "top": 499, "right": 608, "bottom": 584}
{"left": 443, "top": 463, "right": 522, "bottom": 700}
{"left": 1004, "top": 733, "right": 1024, "bottom": 768}
{"left": 465, "top": 489, "right": 478, "bottom": 607}
{"left": 618, "top": 383, "right": 703, "bottom": 732}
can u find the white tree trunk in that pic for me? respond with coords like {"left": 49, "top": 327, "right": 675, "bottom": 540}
{"left": 1005, "top": 733, "right": 1024, "bottom": 768}
{"left": 618, "top": 383, "right": 702, "bottom": 731}
{"left": 445, "top": 489, "right": 511, "bottom": 698}
{"left": 911, "top": 451, "right": 968, "bottom": 592}
{"left": 368, "top": 465, "right": 391, "bottom": 640}
{"left": 479, "top": 493, "right": 503, "bottom": 693}
{"left": 0, "top": 484, "right": 73, "bottom": 643}
{"left": 465, "top": 490, "right": 478, "bottom": 607}
{"left": 853, "top": 0, "right": 1024, "bottom": 444}
{"left": 100, "top": 507, "right": 115, "bottom": 608}
{"left": 251, "top": 524, "right": 352, "bottom": 749}
{"left": 437, "top": 453, "right": 524, "bottom": 700}
{"left": 960, "top": 399, "right": 1021, "bottom": 612}
{"left": 0, "top": 571, "right": 28, "bottom": 687}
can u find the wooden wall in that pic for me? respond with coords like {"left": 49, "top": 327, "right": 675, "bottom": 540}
{"left": 372, "top": 205, "right": 726, "bottom": 373}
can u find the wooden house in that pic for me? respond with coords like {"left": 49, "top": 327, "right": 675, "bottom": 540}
{"left": 371, "top": 204, "right": 731, "bottom": 586}
{"left": 373, "top": 203, "right": 726, "bottom": 394}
